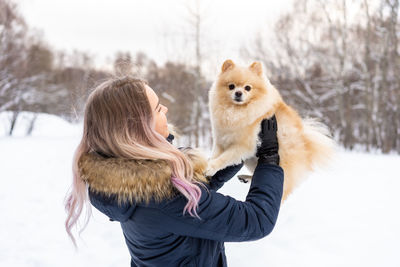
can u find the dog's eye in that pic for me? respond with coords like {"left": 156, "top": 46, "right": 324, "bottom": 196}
{"left": 228, "top": 84, "right": 235, "bottom": 90}
{"left": 245, "top": 85, "right": 251, "bottom": 91}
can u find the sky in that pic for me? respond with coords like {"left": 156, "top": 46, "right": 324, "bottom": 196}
{"left": 17, "top": 0, "right": 293, "bottom": 77}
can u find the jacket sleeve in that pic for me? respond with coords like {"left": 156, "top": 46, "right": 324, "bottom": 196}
{"left": 157, "top": 162, "right": 284, "bottom": 242}
{"left": 206, "top": 162, "right": 244, "bottom": 191}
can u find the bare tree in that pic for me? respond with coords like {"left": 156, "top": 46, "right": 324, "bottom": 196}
{"left": 0, "top": 0, "right": 29, "bottom": 134}
{"left": 113, "top": 51, "right": 134, "bottom": 76}
{"left": 241, "top": 0, "right": 400, "bottom": 153}
{"left": 181, "top": 0, "right": 214, "bottom": 148}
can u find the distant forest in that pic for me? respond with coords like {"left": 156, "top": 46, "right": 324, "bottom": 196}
{"left": 1, "top": 0, "right": 399, "bottom": 153}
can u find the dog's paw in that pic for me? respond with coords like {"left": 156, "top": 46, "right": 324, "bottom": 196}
{"left": 205, "top": 166, "right": 218, "bottom": 177}
{"left": 205, "top": 160, "right": 221, "bottom": 177}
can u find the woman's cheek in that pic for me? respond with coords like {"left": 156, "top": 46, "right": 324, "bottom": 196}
{"left": 164, "top": 120, "right": 169, "bottom": 133}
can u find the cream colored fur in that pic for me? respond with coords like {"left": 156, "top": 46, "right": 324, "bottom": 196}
{"left": 206, "top": 59, "right": 337, "bottom": 204}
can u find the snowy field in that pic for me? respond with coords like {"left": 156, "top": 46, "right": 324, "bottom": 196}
{"left": 1, "top": 112, "right": 399, "bottom": 267}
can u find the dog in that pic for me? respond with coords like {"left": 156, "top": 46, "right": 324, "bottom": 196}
{"left": 205, "top": 59, "right": 336, "bottom": 203}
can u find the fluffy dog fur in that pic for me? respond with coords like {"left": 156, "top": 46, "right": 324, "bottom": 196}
{"left": 206, "top": 59, "right": 337, "bottom": 203}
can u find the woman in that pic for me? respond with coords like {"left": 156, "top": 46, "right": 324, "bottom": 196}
{"left": 64, "top": 76, "right": 284, "bottom": 267}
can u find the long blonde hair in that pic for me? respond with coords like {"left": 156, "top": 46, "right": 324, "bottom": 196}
{"left": 64, "top": 76, "right": 207, "bottom": 248}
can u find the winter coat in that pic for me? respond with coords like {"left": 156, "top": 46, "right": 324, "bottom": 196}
{"left": 78, "top": 145, "right": 284, "bottom": 267}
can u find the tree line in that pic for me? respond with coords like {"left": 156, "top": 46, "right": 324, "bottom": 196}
{"left": 243, "top": 0, "right": 399, "bottom": 153}
{"left": 1, "top": 0, "right": 398, "bottom": 153}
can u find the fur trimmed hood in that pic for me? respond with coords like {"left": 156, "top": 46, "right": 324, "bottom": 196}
{"left": 78, "top": 147, "right": 210, "bottom": 205}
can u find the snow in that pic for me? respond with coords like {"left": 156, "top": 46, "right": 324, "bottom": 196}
{"left": 1, "top": 112, "right": 399, "bottom": 267}
{"left": 0, "top": 111, "right": 82, "bottom": 137}
{"left": 222, "top": 150, "right": 400, "bottom": 267}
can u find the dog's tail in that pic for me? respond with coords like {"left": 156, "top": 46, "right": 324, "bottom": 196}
{"left": 302, "top": 117, "right": 337, "bottom": 171}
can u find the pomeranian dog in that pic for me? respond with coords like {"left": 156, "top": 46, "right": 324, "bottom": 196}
{"left": 205, "top": 59, "right": 336, "bottom": 203}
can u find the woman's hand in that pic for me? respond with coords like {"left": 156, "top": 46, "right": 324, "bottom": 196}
{"left": 256, "top": 115, "right": 280, "bottom": 165}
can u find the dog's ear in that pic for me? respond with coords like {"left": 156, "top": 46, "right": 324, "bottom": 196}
{"left": 221, "top": 59, "right": 235, "bottom": 72}
{"left": 249, "top": 61, "right": 263, "bottom": 76}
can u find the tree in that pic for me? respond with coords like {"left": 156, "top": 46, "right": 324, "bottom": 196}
{"left": 241, "top": 0, "right": 399, "bottom": 153}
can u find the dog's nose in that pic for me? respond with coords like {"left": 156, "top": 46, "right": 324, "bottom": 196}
{"left": 235, "top": 91, "right": 242, "bottom": 97}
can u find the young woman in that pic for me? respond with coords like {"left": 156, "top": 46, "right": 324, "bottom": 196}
{"left": 64, "top": 76, "right": 284, "bottom": 267}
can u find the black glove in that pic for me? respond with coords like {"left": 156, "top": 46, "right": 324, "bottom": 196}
{"left": 256, "top": 115, "right": 280, "bottom": 166}
{"left": 166, "top": 133, "right": 175, "bottom": 144}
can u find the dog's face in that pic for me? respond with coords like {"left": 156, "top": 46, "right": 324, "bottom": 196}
{"left": 214, "top": 59, "right": 268, "bottom": 106}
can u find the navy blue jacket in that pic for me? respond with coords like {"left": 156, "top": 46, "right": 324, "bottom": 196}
{"left": 88, "top": 160, "right": 284, "bottom": 267}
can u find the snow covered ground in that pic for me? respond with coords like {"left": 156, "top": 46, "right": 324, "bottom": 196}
{"left": 1, "top": 113, "right": 399, "bottom": 267}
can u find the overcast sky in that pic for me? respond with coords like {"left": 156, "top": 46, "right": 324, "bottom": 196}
{"left": 18, "top": 0, "right": 293, "bottom": 76}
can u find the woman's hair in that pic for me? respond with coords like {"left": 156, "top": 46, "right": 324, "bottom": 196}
{"left": 64, "top": 76, "right": 207, "bottom": 248}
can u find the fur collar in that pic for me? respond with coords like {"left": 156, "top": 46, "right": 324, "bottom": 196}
{"left": 78, "top": 147, "right": 210, "bottom": 205}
